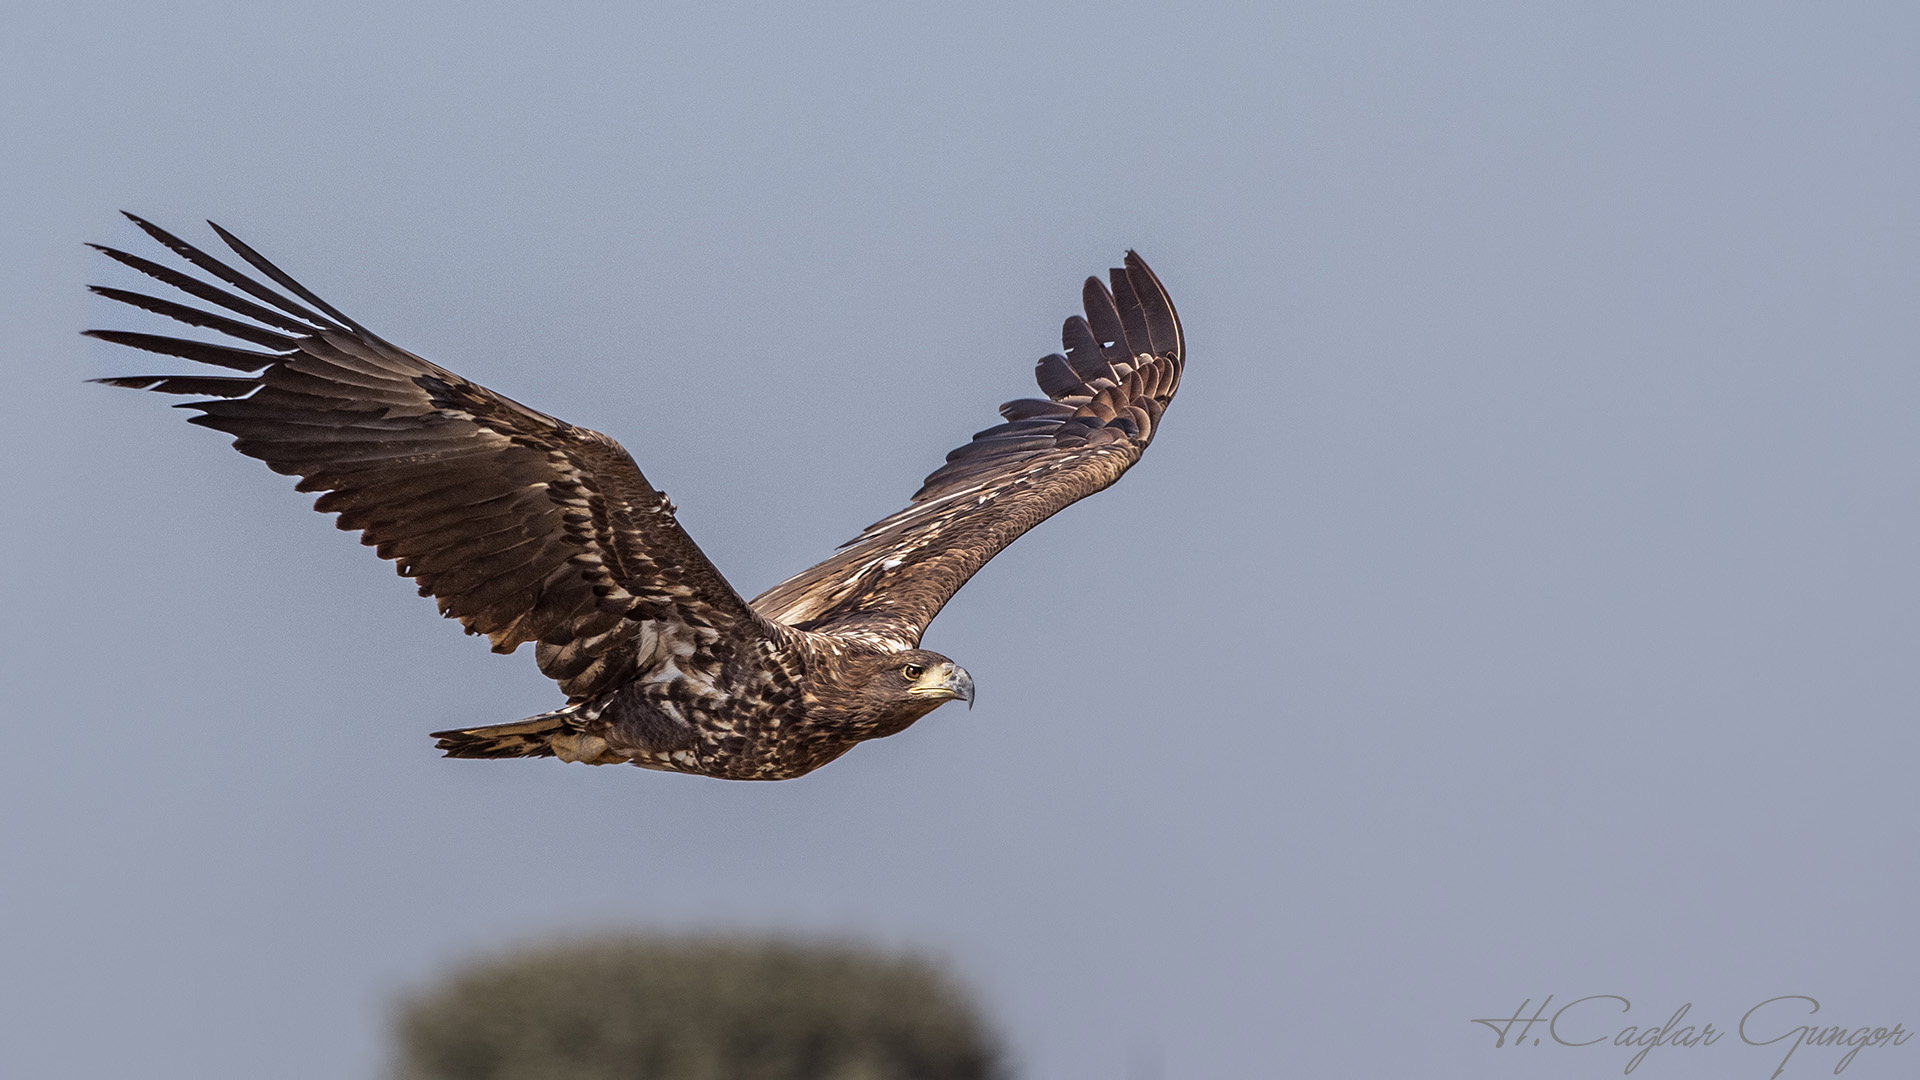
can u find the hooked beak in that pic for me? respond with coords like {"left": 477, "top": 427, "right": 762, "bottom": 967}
{"left": 909, "top": 662, "right": 975, "bottom": 710}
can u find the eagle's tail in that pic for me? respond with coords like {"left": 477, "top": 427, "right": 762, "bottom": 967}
{"left": 431, "top": 702, "right": 620, "bottom": 764}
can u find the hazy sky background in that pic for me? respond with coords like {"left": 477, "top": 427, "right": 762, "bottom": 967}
{"left": 4, "top": 3, "right": 1918, "bottom": 1078}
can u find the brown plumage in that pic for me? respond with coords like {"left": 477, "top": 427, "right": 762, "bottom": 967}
{"left": 89, "top": 215, "right": 1184, "bottom": 780}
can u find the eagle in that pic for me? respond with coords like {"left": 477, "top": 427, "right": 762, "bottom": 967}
{"left": 89, "top": 215, "right": 1184, "bottom": 780}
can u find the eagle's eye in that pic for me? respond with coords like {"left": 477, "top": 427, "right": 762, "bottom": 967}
{"left": 901, "top": 663, "right": 926, "bottom": 680}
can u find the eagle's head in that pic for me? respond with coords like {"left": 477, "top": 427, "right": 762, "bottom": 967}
{"left": 832, "top": 648, "right": 974, "bottom": 738}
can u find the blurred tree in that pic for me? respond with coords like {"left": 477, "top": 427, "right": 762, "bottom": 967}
{"left": 389, "top": 935, "right": 1005, "bottom": 1080}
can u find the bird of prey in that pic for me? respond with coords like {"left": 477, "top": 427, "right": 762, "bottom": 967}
{"left": 89, "top": 215, "right": 1184, "bottom": 780}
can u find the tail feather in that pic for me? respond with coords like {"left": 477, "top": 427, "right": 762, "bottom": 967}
{"left": 431, "top": 702, "right": 630, "bottom": 765}
{"left": 432, "top": 707, "right": 574, "bottom": 759}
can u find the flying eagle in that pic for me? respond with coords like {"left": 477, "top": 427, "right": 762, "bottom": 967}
{"left": 89, "top": 216, "right": 1184, "bottom": 780}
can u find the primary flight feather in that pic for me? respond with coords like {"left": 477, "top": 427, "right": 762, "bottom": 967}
{"left": 90, "top": 215, "right": 1184, "bottom": 780}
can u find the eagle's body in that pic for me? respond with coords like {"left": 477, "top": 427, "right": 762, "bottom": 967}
{"left": 90, "top": 216, "right": 1183, "bottom": 779}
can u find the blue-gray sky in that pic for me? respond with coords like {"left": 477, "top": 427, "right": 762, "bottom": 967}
{"left": 4, "top": 3, "right": 1918, "bottom": 1078}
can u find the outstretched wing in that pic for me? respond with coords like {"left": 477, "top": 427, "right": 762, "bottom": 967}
{"left": 89, "top": 214, "right": 769, "bottom": 700}
{"left": 750, "top": 252, "right": 1183, "bottom": 649}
